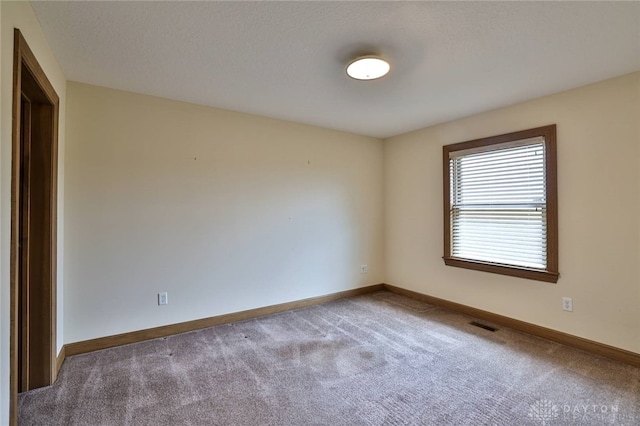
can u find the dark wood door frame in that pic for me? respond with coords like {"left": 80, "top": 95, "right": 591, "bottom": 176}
{"left": 10, "top": 28, "right": 59, "bottom": 425}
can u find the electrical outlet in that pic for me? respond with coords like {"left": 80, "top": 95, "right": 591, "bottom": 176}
{"left": 360, "top": 264, "right": 368, "bottom": 274}
{"left": 562, "top": 297, "right": 573, "bottom": 312}
{"left": 158, "top": 292, "right": 168, "bottom": 306}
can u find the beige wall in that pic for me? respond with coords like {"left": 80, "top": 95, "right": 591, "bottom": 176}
{"left": 384, "top": 72, "right": 640, "bottom": 353}
{"left": 0, "top": 1, "right": 67, "bottom": 422}
{"left": 64, "top": 82, "right": 384, "bottom": 343}
{"left": 1, "top": 7, "right": 637, "bottom": 423}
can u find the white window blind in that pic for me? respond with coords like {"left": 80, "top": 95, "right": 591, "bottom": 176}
{"left": 449, "top": 137, "right": 547, "bottom": 269}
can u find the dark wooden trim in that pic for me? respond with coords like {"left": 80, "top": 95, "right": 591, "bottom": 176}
{"left": 443, "top": 125, "right": 556, "bottom": 154}
{"left": 384, "top": 284, "right": 640, "bottom": 368}
{"left": 10, "top": 30, "right": 21, "bottom": 426}
{"left": 14, "top": 31, "right": 59, "bottom": 105}
{"left": 58, "top": 283, "right": 640, "bottom": 374}
{"left": 442, "top": 124, "right": 559, "bottom": 283}
{"left": 65, "top": 284, "right": 385, "bottom": 356}
{"left": 443, "top": 257, "right": 559, "bottom": 283}
{"left": 11, "top": 29, "right": 59, "bottom": 426}
{"left": 544, "top": 126, "right": 559, "bottom": 274}
{"left": 55, "top": 346, "right": 66, "bottom": 375}
{"left": 442, "top": 137, "right": 451, "bottom": 264}
{"left": 18, "top": 96, "right": 31, "bottom": 394}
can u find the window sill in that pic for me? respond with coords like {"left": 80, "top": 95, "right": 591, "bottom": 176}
{"left": 443, "top": 257, "right": 559, "bottom": 283}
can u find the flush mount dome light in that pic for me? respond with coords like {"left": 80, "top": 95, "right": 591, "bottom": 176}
{"left": 346, "top": 56, "right": 390, "bottom": 80}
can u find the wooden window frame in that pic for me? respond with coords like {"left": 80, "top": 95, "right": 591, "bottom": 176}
{"left": 442, "top": 125, "right": 559, "bottom": 283}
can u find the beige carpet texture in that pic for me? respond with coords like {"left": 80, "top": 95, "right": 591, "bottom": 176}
{"left": 19, "top": 292, "right": 640, "bottom": 425}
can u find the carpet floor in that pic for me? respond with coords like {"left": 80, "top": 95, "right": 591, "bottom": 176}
{"left": 19, "top": 291, "right": 640, "bottom": 425}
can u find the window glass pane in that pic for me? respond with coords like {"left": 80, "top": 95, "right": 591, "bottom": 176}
{"left": 450, "top": 142, "right": 547, "bottom": 269}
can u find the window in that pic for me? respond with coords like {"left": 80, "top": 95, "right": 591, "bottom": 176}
{"left": 443, "top": 125, "right": 558, "bottom": 283}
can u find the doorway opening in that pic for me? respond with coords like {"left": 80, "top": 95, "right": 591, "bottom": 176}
{"left": 10, "top": 29, "right": 59, "bottom": 424}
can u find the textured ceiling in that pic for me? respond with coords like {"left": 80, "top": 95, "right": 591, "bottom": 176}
{"left": 31, "top": 1, "right": 640, "bottom": 138}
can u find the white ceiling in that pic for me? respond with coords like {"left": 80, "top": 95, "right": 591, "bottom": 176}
{"left": 31, "top": 1, "right": 640, "bottom": 139}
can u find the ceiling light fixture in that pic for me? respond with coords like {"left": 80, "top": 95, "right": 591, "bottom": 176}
{"left": 346, "top": 56, "right": 390, "bottom": 81}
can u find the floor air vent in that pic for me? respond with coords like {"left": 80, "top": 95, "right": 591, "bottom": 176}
{"left": 469, "top": 321, "right": 498, "bottom": 332}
